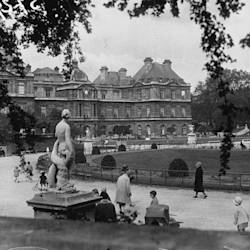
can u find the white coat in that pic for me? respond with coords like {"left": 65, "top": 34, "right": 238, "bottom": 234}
{"left": 115, "top": 173, "right": 131, "bottom": 205}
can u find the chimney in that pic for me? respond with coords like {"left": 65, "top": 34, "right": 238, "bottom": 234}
{"left": 72, "top": 59, "right": 78, "bottom": 69}
{"left": 163, "top": 59, "right": 172, "bottom": 68}
{"left": 25, "top": 64, "right": 31, "bottom": 73}
{"left": 100, "top": 66, "right": 108, "bottom": 81}
{"left": 54, "top": 66, "right": 59, "bottom": 72}
{"left": 118, "top": 68, "right": 127, "bottom": 80}
{"left": 144, "top": 57, "right": 153, "bottom": 65}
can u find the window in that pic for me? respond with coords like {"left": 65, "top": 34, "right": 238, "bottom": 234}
{"left": 181, "top": 90, "right": 186, "bottom": 99}
{"left": 136, "top": 89, "right": 142, "bottom": 100}
{"left": 160, "top": 107, "right": 165, "bottom": 117}
{"left": 41, "top": 107, "right": 47, "bottom": 117}
{"left": 146, "top": 107, "right": 150, "bottom": 117}
{"left": 171, "top": 90, "right": 175, "bottom": 99}
{"left": 93, "top": 104, "right": 97, "bottom": 116}
{"left": 113, "top": 108, "right": 118, "bottom": 118}
{"left": 182, "top": 108, "right": 186, "bottom": 117}
{"left": 126, "top": 108, "right": 131, "bottom": 118}
{"left": 18, "top": 82, "right": 25, "bottom": 95}
{"left": 137, "top": 125, "right": 142, "bottom": 136}
{"left": 161, "top": 125, "right": 166, "bottom": 136}
{"left": 145, "top": 89, "right": 150, "bottom": 99}
{"left": 101, "top": 91, "right": 106, "bottom": 99}
{"left": 171, "top": 108, "right": 176, "bottom": 117}
{"left": 45, "top": 87, "right": 52, "bottom": 98}
{"left": 160, "top": 89, "right": 165, "bottom": 99}
{"left": 137, "top": 107, "right": 142, "bottom": 117}
{"left": 93, "top": 90, "right": 98, "bottom": 99}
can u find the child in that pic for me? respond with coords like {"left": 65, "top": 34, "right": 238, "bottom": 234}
{"left": 150, "top": 190, "right": 159, "bottom": 206}
{"left": 25, "top": 161, "right": 33, "bottom": 181}
{"left": 233, "top": 196, "right": 249, "bottom": 232}
{"left": 39, "top": 171, "right": 48, "bottom": 191}
{"left": 13, "top": 166, "right": 20, "bottom": 183}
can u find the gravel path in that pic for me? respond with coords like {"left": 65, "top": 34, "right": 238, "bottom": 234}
{"left": 0, "top": 153, "right": 249, "bottom": 231}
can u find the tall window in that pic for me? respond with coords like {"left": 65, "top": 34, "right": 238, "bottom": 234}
{"left": 171, "top": 108, "right": 176, "bottom": 117}
{"left": 181, "top": 90, "right": 186, "bottom": 99}
{"left": 101, "top": 91, "right": 106, "bottom": 99}
{"left": 126, "top": 108, "right": 131, "bottom": 118}
{"left": 160, "top": 89, "right": 165, "bottom": 99}
{"left": 93, "top": 90, "right": 98, "bottom": 99}
{"left": 18, "top": 82, "right": 25, "bottom": 95}
{"left": 160, "top": 107, "right": 165, "bottom": 117}
{"left": 41, "top": 107, "right": 47, "bottom": 117}
{"left": 113, "top": 108, "right": 118, "bottom": 118}
{"left": 171, "top": 90, "right": 175, "bottom": 99}
{"left": 45, "top": 87, "right": 52, "bottom": 97}
{"left": 182, "top": 107, "right": 186, "bottom": 117}
{"left": 146, "top": 107, "right": 150, "bottom": 117}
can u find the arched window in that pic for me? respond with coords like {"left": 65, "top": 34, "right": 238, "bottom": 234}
{"left": 146, "top": 125, "right": 151, "bottom": 136}
{"left": 161, "top": 125, "right": 165, "bottom": 136}
{"left": 137, "top": 125, "right": 142, "bottom": 136}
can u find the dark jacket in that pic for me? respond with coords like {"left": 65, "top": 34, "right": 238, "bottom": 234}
{"left": 194, "top": 166, "right": 204, "bottom": 192}
{"left": 100, "top": 191, "right": 111, "bottom": 201}
{"left": 94, "top": 200, "right": 117, "bottom": 223}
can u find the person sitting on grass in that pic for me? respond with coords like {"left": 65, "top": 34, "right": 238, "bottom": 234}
{"left": 149, "top": 190, "right": 159, "bottom": 206}
{"left": 39, "top": 171, "right": 48, "bottom": 191}
{"left": 233, "top": 196, "right": 249, "bottom": 232}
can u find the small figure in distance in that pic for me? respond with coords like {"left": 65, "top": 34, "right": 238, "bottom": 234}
{"left": 92, "top": 188, "right": 99, "bottom": 196}
{"left": 240, "top": 140, "right": 247, "bottom": 150}
{"left": 25, "top": 161, "right": 33, "bottom": 181}
{"left": 149, "top": 190, "right": 159, "bottom": 206}
{"left": 193, "top": 161, "right": 207, "bottom": 199}
{"left": 13, "top": 166, "right": 20, "bottom": 183}
{"left": 233, "top": 196, "right": 249, "bottom": 232}
{"left": 100, "top": 187, "right": 111, "bottom": 201}
{"left": 39, "top": 171, "right": 48, "bottom": 191}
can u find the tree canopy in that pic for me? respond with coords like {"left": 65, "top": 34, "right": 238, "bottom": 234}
{"left": 1, "top": 0, "right": 250, "bottom": 174}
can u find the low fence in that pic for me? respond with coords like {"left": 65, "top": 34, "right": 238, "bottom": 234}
{"left": 72, "top": 167, "right": 250, "bottom": 191}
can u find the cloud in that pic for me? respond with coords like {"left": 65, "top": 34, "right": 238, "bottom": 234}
{"left": 21, "top": 0, "right": 250, "bottom": 91}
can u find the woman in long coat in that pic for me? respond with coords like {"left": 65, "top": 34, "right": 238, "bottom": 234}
{"left": 194, "top": 162, "right": 207, "bottom": 199}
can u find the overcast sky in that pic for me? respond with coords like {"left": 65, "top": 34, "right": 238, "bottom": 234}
{"left": 22, "top": 0, "right": 250, "bottom": 91}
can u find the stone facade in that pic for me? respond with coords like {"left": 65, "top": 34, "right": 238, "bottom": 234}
{"left": 0, "top": 58, "right": 192, "bottom": 137}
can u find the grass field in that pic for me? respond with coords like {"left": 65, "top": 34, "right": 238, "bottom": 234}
{"left": 93, "top": 149, "right": 250, "bottom": 174}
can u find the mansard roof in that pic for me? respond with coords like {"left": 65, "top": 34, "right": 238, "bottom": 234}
{"left": 93, "top": 70, "right": 133, "bottom": 86}
{"left": 33, "top": 67, "right": 61, "bottom": 75}
{"left": 133, "top": 58, "right": 184, "bottom": 83}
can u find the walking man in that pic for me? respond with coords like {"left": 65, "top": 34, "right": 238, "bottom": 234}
{"left": 193, "top": 161, "right": 207, "bottom": 199}
{"left": 115, "top": 165, "right": 132, "bottom": 213}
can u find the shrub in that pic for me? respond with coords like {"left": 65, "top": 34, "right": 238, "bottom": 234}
{"left": 151, "top": 143, "right": 158, "bottom": 149}
{"left": 101, "top": 155, "right": 116, "bottom": 169}
{"left": 36, "top": 153, "right": 52, "bottom": 170}
{"left": 74, "top": 143, "right": 86, "bottom": 164}
{"left": 92, "top": 146, "right": 101, "bottom": 155}
{"left": 118, "top": 144, "right": 126, "bottom": 152}
{"left": 168, "top": 158, "right": 189, "bottom": 177}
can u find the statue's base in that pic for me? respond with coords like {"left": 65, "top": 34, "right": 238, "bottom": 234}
{"left": 27, "top": 190, "right": 102, "bottom": 220}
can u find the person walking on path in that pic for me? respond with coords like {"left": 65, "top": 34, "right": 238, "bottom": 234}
{"left": 25, "top": 161, "right": 33, "bottom": 181}
{"left": 115, "top": 165, "right": 132, "bottom": 213}
{"left": 193, "top": 161, "right": 207, "bottom": 199}
{"left": 13, "top": 166, "right": 20, "bottom": 183}
{"left": 233, "top": 196, "right": 249, "bottom": 232}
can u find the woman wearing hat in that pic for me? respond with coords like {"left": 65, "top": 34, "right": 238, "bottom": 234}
{"left": 233, "top": 196, "right": 249, "bottom": 232}
{"left": 193, "top": 161, "right": 207, "bottom": 199}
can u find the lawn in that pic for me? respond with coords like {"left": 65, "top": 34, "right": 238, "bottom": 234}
{"left": 93, "top": 149, "right": 250, "bottom": 174}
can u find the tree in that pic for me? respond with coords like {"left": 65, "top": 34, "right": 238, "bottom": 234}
{"left": 1, "top": 1, "right": 250, "bottom": 174}
{"left": 103, "top": 1, "right": 249, "bottom": 175}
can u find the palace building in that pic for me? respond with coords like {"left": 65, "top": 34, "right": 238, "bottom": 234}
{"left": 0, "top": 57, "right": 192, "bottom": 137}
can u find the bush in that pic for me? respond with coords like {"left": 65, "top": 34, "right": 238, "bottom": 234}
{"left": 74, "top": 143, "right": 86, "bottom": 164}
{"left": 151, "top": 143, "right": 158, "bottom": 149}
{"left": 168, "top": 158, "right": 189, "bottom": 177}
{"left": 101, "top": 155, "right": 116, "bottom": 169}
{"left": 36, "top": 153, "right": 52, "bottom": 170}
{"left": 92, "top": 146, "right": 101, "bottom": 155}
{"left": 118, "top": 144, "right": 126, "bottom": 152}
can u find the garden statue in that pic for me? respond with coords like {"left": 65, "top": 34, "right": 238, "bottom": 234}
{"left": 48, "top": 109, "right": 75, "bottom": 190}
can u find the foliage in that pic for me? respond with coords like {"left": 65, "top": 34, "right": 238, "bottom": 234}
{"left": 166, "top": 125, "right": 176, "bottom": 135}
{"left": 113, "top": 125, "right": 131, "bottom": 135}
{"left": 151, "top": 143, "right": 157, "bottom": 150}
{"left": 92, "top": 146, "right": 101, "bottom": 155}
{"left": 168, "top": 158, "right": 189, "bottom": 177}
{"left": 70, "top": 122, "right": 82, "bottom": 139}
{"left": 103, "top": 1, "right": 250, "bottom": 175}
{"left": 0, "top": 113, "right": 13, "bottom": 144}
{"left": 74, "top": 147, "right": 86, "bottom": 164}
{"left": 36, "top": 153, "right": 52, "bottom": 171}
{"left": 101, "top": 155, "right": 116, "bottom": 169}
{"left": 118, "top": 144, "right": 126, "bottom": 151}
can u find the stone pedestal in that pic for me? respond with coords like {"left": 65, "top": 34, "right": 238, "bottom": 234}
{"left": 27, "top": 190, "right": 102, "bottom": 221}
{"left": 84, "top": 140, "right": 93, "bottom": 155}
